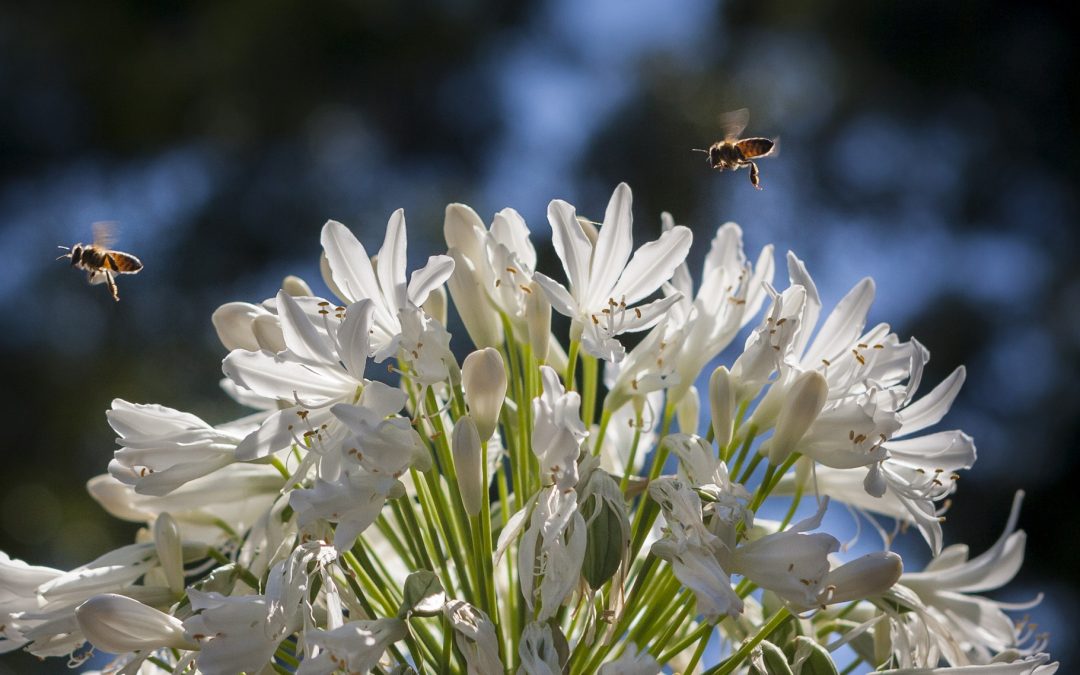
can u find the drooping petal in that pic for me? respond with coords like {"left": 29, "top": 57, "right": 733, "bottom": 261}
{"left": 532, "top": 272, "right": 577, "bottom": 318}
{"left": 897, "top": 367, "right": 967, "bottom": 436}
{"left": 407, "top": 254, "right": 455, "bottom": 307}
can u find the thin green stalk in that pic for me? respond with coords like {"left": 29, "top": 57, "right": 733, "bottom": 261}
{"left": 704, "top": 607, "right": 791, "bottom": 675}
{"left": 657, "top": 619, "right": 712, "bottom": 666}
{"left": 729, "top": 424, "right": 759, "bottom": 480}
{"left": 592, "top": 407, "right": 612, "bottom": 456}
{"left": 779, "top": 480, "right": 805, "bottom": 530}
{"left": 618, "top": 417, "right": 643, "bottom": 493}
{"left": 565, "top": 338, "right": 581, "bottom": 391}
{"left": 582, "top": 352, "right": 598, "bottom": 425}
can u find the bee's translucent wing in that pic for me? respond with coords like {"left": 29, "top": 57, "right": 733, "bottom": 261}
{"left": 91, "top": 221, "right": 118, "bottom": 249}
{"left": 719, "top": 108, "right": 750, "bottom": 141}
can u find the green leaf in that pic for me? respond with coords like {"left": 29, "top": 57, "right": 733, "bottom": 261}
{"left": 398, "top": 570, "right": 446, "bottom": 618}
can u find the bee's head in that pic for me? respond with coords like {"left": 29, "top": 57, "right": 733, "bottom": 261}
{"left": 709, "top": 145, "right": 723, "bottom": 168}
{"left": 56, "top": 243, "right": 79, "bottom": 263}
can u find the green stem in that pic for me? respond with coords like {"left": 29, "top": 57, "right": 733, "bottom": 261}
{"left": 582, "top": 352, "right": 598, "bottom": 425}
{"left": 565, "top": 339, "right": 581, "bottom": 391}
{"left": 592, "top": 407, "right": 612, "bottom": 456}
{"left": 704, "top": 607, "right": 791, "bottom": 675}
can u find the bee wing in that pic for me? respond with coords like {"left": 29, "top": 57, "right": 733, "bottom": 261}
{"left": 108, "top": 251, "right": 144, "bottom": 274}
{"left": 92, "top": 221, "right": 118, "bottom": 249}
{"left": 719, "top": 108, "right": 750, "bottom": 141}
{"left": 735, "top": 137, "right": 777, "bottom": 160}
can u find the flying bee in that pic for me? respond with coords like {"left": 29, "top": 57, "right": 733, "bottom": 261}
{"left": 695, "top": 108, "right": 778, "bottom": 190}
{"left": 57, "top": 222, "right": 143, "bottom": 302}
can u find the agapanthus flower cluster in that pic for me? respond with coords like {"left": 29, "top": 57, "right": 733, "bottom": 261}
{"left": 1, "top": 184, "right": 1056, "bottom": 674}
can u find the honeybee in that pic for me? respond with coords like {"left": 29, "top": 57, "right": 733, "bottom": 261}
{"left": 696, "top": 108, "right": 778, "bottom": 189}
{"left": 57, "top": 222, "right": 143, "bottom": 302}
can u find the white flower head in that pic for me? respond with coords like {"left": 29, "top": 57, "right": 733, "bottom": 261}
{"left": 533, "top": 183, "right": 692, "bottom": 361}
{"left": 532, "top": 366, "right": 588, "bottom": 490}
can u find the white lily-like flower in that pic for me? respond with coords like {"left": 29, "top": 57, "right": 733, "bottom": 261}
{"left": 533, "top": 183, "right": 693, "bottom": 361}
{"left": 892, "top": 492, "right": 1041, "bottom": 667}
{"left": 877, "top": 652, "right": 1058, "bottom": 674}
{"left": 75, "top": 593, "right": 193, "bottom": 654}
{"left": 320, "top": 213, "right": 454, "bottom": 362}
{"left": 106, "top": 400, "right": 261, "bottom": 496}
{"left": 532, "top": 365, "right": 588, "bottom": 490}
{"left": 662, "top": 217, "right": 774, "bottom": 405}
{"left": 649, "top": 478, "right": 743, "bottom": 621}
{"left": 518, "top": 486, "right": 587, "bottom": 622}
{"left": 297, "top": 618, "right": 408, "bottom": 675}
{"left": 518, "top": 621, "right": 564, "bottom": 675}
{"left": 729, "top": 501, "right": 840, "bottom": 609}
{"left": 289, "top": 472, "right": 405, "bottom": 553}
{"left": 445, "top": 599, "right": 505, "bottom": 675}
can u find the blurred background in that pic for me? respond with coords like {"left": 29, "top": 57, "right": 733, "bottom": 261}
{"left": 1, "top": 0, "right": 1075, "bottom": 671}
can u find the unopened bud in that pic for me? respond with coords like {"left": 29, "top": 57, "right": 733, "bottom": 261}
{"left": 153, "top": 513, "right": 184, "bottom": 596}
{"left": 76, "top": 594, "right": 194, "bottom": 653}
{"left": 709, "top": 366, "right": 735, "bottom": 449}
{"left": 525, "top": 280, "right": 551, "bottom": 361}
{"left": 447, "top": 248, "right": 504, "bottom": 348}
{"left": 819, "top": 551, "right": 902, "bottom": 607}
{"left": 423, "top": 286, "right": 448, "bottom": 325}
{"left": 766, "top": 370, "right": 828, "bottom": 465}
{"left": 461, "top": 348, "right": 507, "bottom": 442}
{"left": 579, "top": 469, "right": 630, "bottom": 589}
{"left": 453, "top": 416, "right": 483, "bottom": 517}
{"left": 676, "top": 385, "right": 700, "bottom": 435}
{"left": 282, "top": 275, "right": 312, "bottom": 297}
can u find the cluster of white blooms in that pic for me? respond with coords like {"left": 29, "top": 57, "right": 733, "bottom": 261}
{"left": 1, "top": 184, "right": 1057, "bottom": 674}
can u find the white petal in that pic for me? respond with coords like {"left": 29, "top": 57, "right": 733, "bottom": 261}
{"left": 547, "top": 199, "right": 593, "bottom": 300}
{"left": 223, "top": 350, "right": 350, "bottom": 403}
{"left": 407, "top": 254, "right": 455, "bottom": 306}
{"left": 897, "top": 367, "right": 966, "bottom": 436}
{"left": 336, "top": 300, "right": 375, "bottom": 380}
{"left": 589, "top": 182, "right": 634, "bottom": 298}
{"left": 885, "top": 430, "right": 976, "bottom": 471}
{"left": 277, "top": 292, "right": 337, "bottom": 365}
{"left": 608, "top": 225, "right": 693, "bottom": 305}
{"left": 532, "top": 272, "right": 577, "bottom": 318}
{"left": 320, "top": 220, "right": 379, "bottom": 304}
{"left": 212, "top": 302, "right": 268, "bottom": 352}
{"left": 802, "top": 277, "right": 875, "bottom": 366}
{"left": 786, "top": 252, "right": 821, "bottom": 355}
{"left": 235, "top": 408, "right": 301, "bottom": 460}
{"left": 378, "top": 209, "right": 409, "bottom": 315}
{"left": 490, "top": 207, "right": 536, "bottom": 271}
{"left": 617, "top": 293, "right": 684, "bottom": 333}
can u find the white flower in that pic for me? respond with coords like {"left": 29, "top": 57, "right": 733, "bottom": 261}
{"left": 729, "top": 501, "right": 840, "bottom": 609}
{"left": 662, "top": 217, "right": 774, "bottom": 405}
{"left": 894, "top": 492, "right": 1039, "bottom": 667}
{"left": 533, "top": 183, "right": 693, "bottom": 361}
{"left": 297, "top": 619, "right": 408, "bottom": 675}
{"left": 75, "top": 593, "right": 192, "bottom": 654}
{"left": 320, "top": 213, "right": 454, "bottom": 362}
{"left": 877, "top": 652, "right": 1058, "bottom": 674}
{"left": 106, "top": 400, "right": 255, "bottom": 496}
{"left": 289, "top": 472, "right": 405, "bottom": 552}
{"left": 518, "top": 621, "right": 563, "bottom": 675}
{"left": 532, "top": 365, "right": 588, "bottom": 490}
{"left": 518, "top": 486, "right": 587, "bottom": 622}
{"left": 445, "top": 600, "right": 505, "bottom": 675}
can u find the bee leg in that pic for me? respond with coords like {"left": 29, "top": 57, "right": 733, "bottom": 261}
{"left": 104, "top": 269, "right": 120, "bottom": 302}
{"left": 749, "top": 162, "right": 762, "bottom": 189}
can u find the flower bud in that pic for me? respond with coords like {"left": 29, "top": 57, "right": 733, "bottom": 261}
{"left": 75, "top": 593, "right": 194, "bottom": 653}
{"left": 423, "top": 285, "right": 448, "bottom": 325}
{"left": 453, "top": 416, "right": 483, "bottom": 517}
{"left": 153, "top": 513, "right": 184, "bottom": 596}
{"left": 709, "top": 366, "right": 735, "bottom": 449}
{"left": 447, "top": 248, "right": 504, "bottom": 348}
{"left": 818, "top": 551, "right": 902, "bottom": 607}
{"left": 676, "top": 384, "right": 700, "bottom": 435}
{"left": 281, "top": 275, "right": 312, "bottom": 297}
{"left": 579, "top": 469, "right": 630, "bottom": 590}
{"left": 461, "top": 348, "right": 507, "bottom": 442}
{"left": 525, "top": 279, "right": 551, "bottom": 361}
{"left": 766, "top": 370, "right": 828, "bottom": 466}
